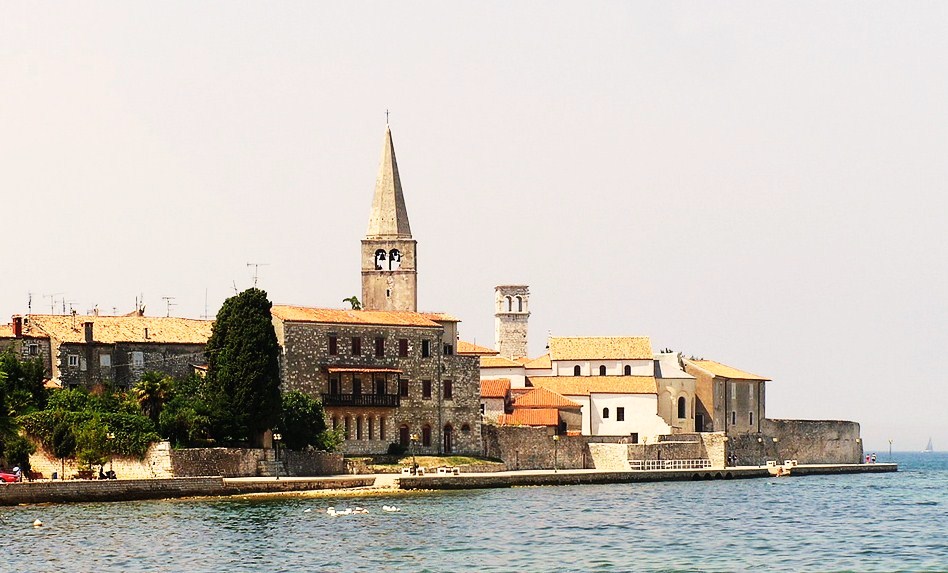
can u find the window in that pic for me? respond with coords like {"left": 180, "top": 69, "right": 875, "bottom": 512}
{"left": 573, "top": 365, "right": 581, "bottom": 376}
{"left": 329, "top": 377, "right": 340, "bottom": 394}
{"left": 731, "top": 411, "right": 736, "bottom": 425}
{"left": 399, "top": 378, "right": 409, "bottom": 397}
{"left": 617, "top": 407, "right": 625, "bottom": 421}
{"left": 480, "top": 403, "right": 486, "bottom": 415}
{"left": 368, "top": 418, "right": 374, "bottom": 440}
{"left": 399, "top": 425, "right": 409, "bottom": 446}
{"left": 461, "top": 423, "right": 471, "bottom": 433}
{"left": 331, "top": 417, "right": 338, "bottom": 431}
{"left": 352, "top": 337, "right": 361, "bottom": 355}
{"left": 344, "top": 416, "right": 351, "bottom": 439}
{"left": 379, "top": 418, "right": 385, "bottom": 440}
{"left": 28, "top": 344, "right": 38, "bottom": 356}
{"left": 599, "top": 365, "right": 606, "bottom": 376}
{"left": 375, "top": 378, "right": 385, "bottom": 395}
{"left": 356, "top": 417, "right": 362, "bottom": 440}
{"left": 422, "top": 425, "right": 432, "bottom": 447}
{"left": 624, "top": 365, "right": 632, "bottom": 375}
{"left": 443, "top": 425, "right": 453, "bottom": 454}
{"left": 749, "top": 412, "right": 754, "bottom": 425}
{"left": 443, "top": 380, "right": 453, "bottom": 400}
{"left": 328, "top": 335, "right": 338, "bottom": 355}
{"left": 678, "top": 396, "right": 687, "bottom": 419}
{"left": 422, "top": 340, "right": 431, "bottom": 358}
{"left": 398, "top": 339, "right": 408, "bottom": 357}
{"left": 375, "top": 337, "right": 384, "bottom": 357}
{"left": 352, "top": 378, "right": 362, "bottom": 396}
{"left": 99, "top": 353, "right": 111, "bottom": 367}
{"left": 422, "top": 379, "right": 432, "bottom": 399}
{"left": 603, "top": 407, "right": 610, "bottom": 419}
{"left": 630, "top": 432, "right": 639, "bottom": 444}
{"left": 68, "top": 354, "right": 79, "bottom": 367}
{"left": 132, "top": 351, "right": 144, "bottom": 367}
{"left": 443, "top": 343, "right": 454, "bottom": 356}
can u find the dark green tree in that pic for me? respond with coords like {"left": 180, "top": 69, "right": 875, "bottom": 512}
{"left": 205, "top": 288, "right": 282, "bottom": 446}
{"left": 52, "top": 422, "right": 77, "bottom": 479}
{"left": 278, "top": 391, "right": 335, "bottom": 451}
{"left": 133, "top": 372, "right": 171, "bottom": 424}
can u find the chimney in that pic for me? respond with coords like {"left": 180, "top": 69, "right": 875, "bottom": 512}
{"left": 84, "top": 321, "right": 94, "bottom": 343}
{"left": 12, "top": 315, "right": 23, "bottom": 338}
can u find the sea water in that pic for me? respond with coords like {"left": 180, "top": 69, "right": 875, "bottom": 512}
{"left": 2, "top": 452, "right": 945, "bottom": 572}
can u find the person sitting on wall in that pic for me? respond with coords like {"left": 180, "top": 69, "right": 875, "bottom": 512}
{"left": 99, "top": 466, "right": 107, "bottom": 480}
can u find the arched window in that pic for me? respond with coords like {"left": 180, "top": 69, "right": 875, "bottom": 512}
{"left": 516, "top": 296, "right": 523, "bottom": 312}
{"left": 399, "top": 424, "right": 410, "bottom": 446}
{"left": 443, "top": 425, "right": 453, "bottom": 454}
{"left": 344, "top": 416, "right": 351, "bottom": 439}
{"left": 573, "top": 365, "right": 581, "bottom": 376}
{"left": 603, "top": 407, "right": 610, "bottom": 419}
{"left": 368, "top": 417, "right": 374, "bottom": 440}
{"left": 374, "top": 249, "right": 387, "bottom": 270}
{"left": 388, "top": 249, "right": 401, "bottom": 270}
{"left": 461, "top": 423, "right": 471, "bottom": 433}
{"left": 506, "top": 296, "right": 513, "bottom": 312}
{"left": 599, "top": 365, "right": 607, "bottom": 376}
{"left": 677, "top": 396, "right": 687, "bottom": 419}
{"left": 356, "top": 417, "right": 363, "bottom": 440}
{"left": 422, "top": 425, "right": 432, "bottom": 447}
{"left": 624, "top": 365, "right": 632, "bottom": 376}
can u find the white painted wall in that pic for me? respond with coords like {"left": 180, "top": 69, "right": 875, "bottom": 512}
{"left": 588, "top": 393, "right": 671, "bottom": 441}
{"left": 480, "top": 366, "right": 526, "bottom": 387}
{"left": 553, "top": 359, "right": 652, "bottom": 377}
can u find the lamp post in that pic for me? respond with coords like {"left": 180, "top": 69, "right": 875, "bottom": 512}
{"left": 888, "top": 439, "right": 893, "bottom": 461}
{"left": 410, "top": 433, "right": 420, "bottom": 475}
{"left": 106, "top": 432, "right": 115, "bottom": 477}
{"left": 273, "top": 433, "right": 282, "bottom": 480}
{"left": 552, "top": 434, "right": 560, "bottom": 473}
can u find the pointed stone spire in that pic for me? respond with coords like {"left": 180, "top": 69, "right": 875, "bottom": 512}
{"left": 366, "top": 126, "right": 412, "bottom": 239}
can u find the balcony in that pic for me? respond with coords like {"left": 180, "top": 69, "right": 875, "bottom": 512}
{"left": 321, "top": 393, "right": 400, "bottom": 408}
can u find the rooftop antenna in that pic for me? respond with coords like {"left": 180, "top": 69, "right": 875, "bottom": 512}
{"left": 43, "top": 293, "right": 62, "bottom": 314}
{"left": 201, "top": 288, "right": 211, "bottom": 319}
{"left": 247, "top": 263, "right": 269, "bottom": 288}
{"left": 385, "top": 109, "right": 390, "bottom": 125}
{"left": 161, "top": 296, "right": 176, "bottom": 317}
{"left": 27, "top": 291, "right": 32, "bottom": 314}
{"left": 232, "top": 280, "right": 239, "bottom": 295}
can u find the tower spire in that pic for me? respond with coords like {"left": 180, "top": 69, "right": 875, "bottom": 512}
{"left": 366, "top": 126, "right": 412, "bottom": 239}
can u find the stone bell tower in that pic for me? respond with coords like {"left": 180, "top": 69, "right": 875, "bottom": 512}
{"left": 494, "top": 285, "right": 530, "bottom": 359}
{"left": 361, "top": 126, "right": 418, "bottom": 312}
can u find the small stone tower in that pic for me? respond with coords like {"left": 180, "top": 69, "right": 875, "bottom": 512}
{"left": 361, "top": 126, "right": 418, "bottom": 312}
{"left": 494, "top": 285, "right": 530, "bottom": 359}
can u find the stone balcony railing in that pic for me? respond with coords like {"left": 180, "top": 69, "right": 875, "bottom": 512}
{"left": 321, "top": 393, "right": 400, "bottom": 408}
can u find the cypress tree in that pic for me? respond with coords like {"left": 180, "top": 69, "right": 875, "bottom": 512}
{"left": 206, "top": 288, "right": 282, "bottom": 446}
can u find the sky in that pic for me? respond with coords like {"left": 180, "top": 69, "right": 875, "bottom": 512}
{"left": 2, "top": 2, "right": 946, "bottom": 451}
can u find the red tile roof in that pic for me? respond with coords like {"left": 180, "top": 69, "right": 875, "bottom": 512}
{"left": 528, "top": 376, "right": 658, "bottom": 395}
{"left": 480, "top": 378, "right": 511, "bottom": 399}
{"left": 480, "top": 356, "right": 524, "bottom": 368}
{"left": 272, "top": 306, "right": 442, "bottom": 328}
{"left": 498, "top": 408, "right": 559, "bottom": 427}
{"left": 686, "top": 359, "right": 770, "bottom": 381}
{"left": 458, "top": 341, "right": 499, "bottom": 356}
{"left": 22, "top": 314, "right": 212, "bottom": 344}
{"left": 512, "top": 387, "right": 581, "bottom": 409}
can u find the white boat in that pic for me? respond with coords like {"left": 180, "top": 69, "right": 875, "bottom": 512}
{"left": 922, "top": 437, "right": 934, "bottom": 453}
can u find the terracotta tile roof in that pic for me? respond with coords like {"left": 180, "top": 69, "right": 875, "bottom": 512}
{"left": 0, "top": 324, "right": 13, "bottom": 338}
{"left": 421, "top": 312, "right": 461, "bottom": 323}
{"left": 271, "top": 305, "right": 442, "bottom": 328}
{"left": 480, "top": 378, "right": 511, "bottom": 399}
{"left": 512, "top": 387, "right": 581, "bottom": 409}
{"left": 528, "top": 376, "right": 658, "bottom": 395}
{"left": 458, "top": 341, "right": 499, "bottom": 356}
{"left": 523, "top": 353, "right": 552, "bottom": 369}
{"left": 23, "top": 314, "right": 213, "bottom": 344}
{"left": 548, "top": 337, "right": 653, "bottom": 361}
{"left": 498, "top": 408, "right": 559, "bottom": 427}
{"left": 686, "top": 359, "right": 770, "bottom": 381}
{"left": 480, "top": 356, "right": 524, "bottom": 368}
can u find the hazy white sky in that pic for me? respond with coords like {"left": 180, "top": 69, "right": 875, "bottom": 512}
{"left": 2, "top": 2, "right": 946, "bottom": 450}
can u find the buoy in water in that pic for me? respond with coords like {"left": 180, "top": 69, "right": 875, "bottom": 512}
{"left": 33, "top": 519, "right": 43, "bottom": 527}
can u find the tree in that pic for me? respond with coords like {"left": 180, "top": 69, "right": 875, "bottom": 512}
{"left": 133, "top": 372, "right": 171, "bottom": 424}
{"left": 205, "top": 288, "right": 282, "bottom": 446}
{"left": 52, "top": 423, "right": 76, "bottom": 479}
{"left": 342, "top": 296, "right": 362, "bottom": 310}
{"left": 278, "top": 391, "right": 336, "bottom": 451}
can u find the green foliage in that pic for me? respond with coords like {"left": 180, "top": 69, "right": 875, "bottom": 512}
{"left": 205, "top": 288, "right": 282, "bottom": 445}
{"left": 0, "top": 351, "right": 48, "bottom": 459}
{"left": 343, "top": 296, "right": 362, "bottom": 310}
{"left": 387, "top": 442, "right": 407, "bottom": 456}
{"left": 133, "top": 371, "right": 172, "bottom": 424}
{"left": 51, "top": 423, "right": 76, "bottom": 461}
{"left": 278, "top": 391, "right": 336, "bottom": 451}
{"left": 158, "top": 374, "right": 213, "bottom": 447}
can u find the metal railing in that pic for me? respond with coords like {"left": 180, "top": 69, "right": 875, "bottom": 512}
{"left": 321, "top": 393, "right": 400, "bottom": 407}
{"left": 628, "top": 459, "right": 712, "bottom": 471}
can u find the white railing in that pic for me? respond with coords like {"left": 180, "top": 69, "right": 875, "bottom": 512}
{"left": 628, "top": 459, "right": 712, "bottom": 471}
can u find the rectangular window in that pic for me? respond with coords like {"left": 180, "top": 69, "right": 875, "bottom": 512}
{"left": 749, "top": 412, "right": 754, "bottom": 425}
{"left": 351, "top": 337, "right": 361, "bottom": 355}
{"left": 328, "top": 336, "right": 338, "bottom": 355}
{"left": 132, "top": 351, "right": 144, "bottom": 367}
{"left": 422, "top": 379, "right": 432, "bottom": 400}
{"left": 353, "top": 378, "right": 362, "bottom": 396}
{"left": 630, "top": 432, "right": 639, "bottom": 444}
{"left": 480, "top": 403, "right": 486, "bottom": 415}
{"left": 68, "top": 354, "right": 79, "bottom": 367}
{"left": 617, "top": 407, "right": 625, "bottom": 422}
{"left": 399, "top": 379, "right": 409, "bottom": 397}
{"left": 443, "top": 380, "right": 453, "bottom": 400}
{"left": 28, "top": 344, "right": 38, "bottom": 356}
{"left": 421, "top": 340, "right": 431, "bottom": 358}
{"left": 99, "top": 353, "right": 111, "bottom": 367}
{"left": 379, "top": 418, "right": 385, "bottom": 440}
{"left": 375, "top": 337, "right": 384, "bottom": 357}
{"left": 731, "top": 411, "right": 736, "bottom": 425}
{"left": 398, "top": 339, "right": 408, "bottom": 357}
{"left": 329, "top": 377, "right": 340, "bottom": 395}
{"left": 443, "top": 343, "right": 454, "bottom": 356}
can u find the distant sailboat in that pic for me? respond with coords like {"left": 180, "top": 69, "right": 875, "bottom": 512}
{"left": 923, "top": 437, "right": 934, "bottom": 453}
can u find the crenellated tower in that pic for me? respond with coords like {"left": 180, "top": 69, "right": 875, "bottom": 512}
{"left": 361, "top": 126, "right": 418, "bottom": 312}
{"left": 494, "top": 285, "right": 530, "bottom": 359}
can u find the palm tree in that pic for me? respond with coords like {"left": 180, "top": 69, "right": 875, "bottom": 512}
{"left": 133, "top": 372, "right": 171, "bottom": 424}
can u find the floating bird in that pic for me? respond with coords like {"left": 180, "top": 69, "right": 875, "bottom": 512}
{"left": 304, "top": 508, "right": 312, "bottom": 513}
{"left": 382, "top": 505, "right": 400, "bottom": 512}
{"left": 33, "top": 519, "right": 43, "bottom": 527}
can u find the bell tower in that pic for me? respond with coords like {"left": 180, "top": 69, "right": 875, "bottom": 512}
{"left": 361, "top": 126, "right": 418, "bottom": 312}
{"left": 494, "top": 285, "right": 530, "bottom": 359}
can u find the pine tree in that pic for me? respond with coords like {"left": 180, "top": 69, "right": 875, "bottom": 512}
{"left": 205, "top": 288, "right": 282, "bottom": 446}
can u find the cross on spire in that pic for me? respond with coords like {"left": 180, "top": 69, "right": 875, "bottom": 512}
{"left": 385, "top": 109, "right": 390, "bottom": 125}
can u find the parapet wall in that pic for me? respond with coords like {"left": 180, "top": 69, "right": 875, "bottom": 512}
{"left": 481, "top": 425, "right": 592, "bottom": 470}
{"left": 169, "top": 448, "right": 263, "bottom": 477}
{"left": 283, "top": 450, "right": 346, "bottom": 476}
{"left": 28, "top": 441, "right": 174, "bottom": 480}
{"left": 728, "top": 419, "right": 862, "bottom": 465}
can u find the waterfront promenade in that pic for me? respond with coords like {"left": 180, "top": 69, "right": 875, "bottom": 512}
{"left": 0, "top": 462, "right": 896, "bottom": 506}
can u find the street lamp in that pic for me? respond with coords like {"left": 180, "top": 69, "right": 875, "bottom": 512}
{"left": 106, "top": 432, "right": 115, "bottom": 478}
{"left": 888, "top": 439, "right": 893, "bottom": 461}
{"left": 552, "top": 435, "right": 560, "bottom": 473}
{"left": 273, "top": 433, "right": 282, "bottom": 480}
{"left": 410, "top": 433, "right": 420, "bottom": 475}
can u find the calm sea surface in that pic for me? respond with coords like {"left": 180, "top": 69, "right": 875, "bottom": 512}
{"left": 2, "top": 452, "right": 946, "bottom": 572}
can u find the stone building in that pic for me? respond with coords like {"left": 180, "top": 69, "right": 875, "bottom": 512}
{"left": 272, "top": 125, "right": 481, "bottom": 455}
{"left": 2, "top": 312, "right": 212, "bottom": 389}
{"left": 0, "top": 319, "right": 52, "bottom": 377}
{"left": 683, "top": 358, "right": 770, "bottom": 435}
{"left": 494, "top": 285, "right": 530, "bottom": 359}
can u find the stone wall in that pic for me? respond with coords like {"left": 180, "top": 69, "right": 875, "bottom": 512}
{"left": 0, "top": 477, "right": 224, "bottom": 506}
{"left": 725, "top": 419, "right": 862, "bottom": 465}
{"left": 169, "top": 448, "right": 263, "bottom": 477}
{"left": 283, "top": 450, "right": 345, "bottom": 476}
{"left": 29, "top": 441, "right": 174, "bottom": 480}
{"left": 481, "top": 425, "right": 592, "bottom": 470}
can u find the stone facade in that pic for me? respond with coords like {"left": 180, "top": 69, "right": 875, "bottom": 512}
{"left": 494, "top": 285, "right": 530, "bottom": 359}
{"left": 56, "top": 341, "right": 205, "bottom": 389}
{"left": 724, "top": 418, "right": 862, "bottom": 466}
{"left": 481, "top": 425, "right": 592, "bottom": 470}
{"left": 29, "top": 440, "right": 175, "bottom": 480}
{"left": 684, "top": 359, "right": 767, "bottom": 435}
